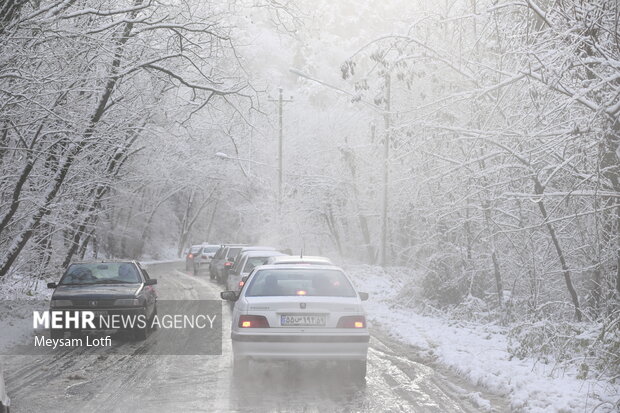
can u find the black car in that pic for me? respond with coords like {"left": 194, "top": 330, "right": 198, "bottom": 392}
{"left": 47, "top": 261, "right": 157, "bottom": 340}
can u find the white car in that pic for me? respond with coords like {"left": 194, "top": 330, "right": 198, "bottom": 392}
{"left": 0, "top": 366, "right": 9, "bottom": 413}
{"left": 226, "top": 250, "right": 287, "bottom": 292}
{"left": 266, "top": 255, "right": 333, "bottom": 266}
{"left": 221, "top": 265, "right": 370, "bottom": 381}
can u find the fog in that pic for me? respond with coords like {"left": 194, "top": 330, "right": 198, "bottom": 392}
{"left": 0, "top": 0, "right": 619, "bottom": 411}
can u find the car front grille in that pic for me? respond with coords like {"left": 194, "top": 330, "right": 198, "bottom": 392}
{"left": 71, "top": 299, "right": 116, "bottom": 308}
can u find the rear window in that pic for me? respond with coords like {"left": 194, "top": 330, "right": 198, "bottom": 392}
{"left": 60, "top": 263, "right": 141, "bottom": 285}
{"left": 202, "top": 246, "right": 219, "bottom": 253}
{"left": 245, "top": 269, "right": 356, "bottom": 297}
{"left": 213, "top": 247, "right": 225, "bottom": 259}
{"left": 190, "top": 246, "right": 202, "bottom": 253}
{"left": 226, "top": 247, "right": 242, "bottom": 259}
{"left": 243, "top": 256, "right": 272, "bottom": 273}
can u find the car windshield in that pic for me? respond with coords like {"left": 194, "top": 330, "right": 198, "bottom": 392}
{"left": 243, "top": 256, "right": 272, "bottom": 273}
{"left": 245, "top": 269, "right": 357, "bottom": 297}
{"left": 59, "top": 263, "right": 141, "bottom": 285}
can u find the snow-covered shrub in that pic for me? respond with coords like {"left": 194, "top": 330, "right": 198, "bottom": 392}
{"left": 508, "top": 315, "right": 620, "bottom": 381}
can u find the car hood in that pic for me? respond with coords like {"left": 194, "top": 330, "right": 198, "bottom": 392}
{"left": 52, "top": 284, "right": 141, "bottom": 300}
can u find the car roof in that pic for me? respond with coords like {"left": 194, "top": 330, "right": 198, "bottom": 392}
{"left": 251, "top": 264, "right": 341, "bottom": 271}
{"left": 239, "top": 246, "right": 277, "bottom": 251}
{"left": 240, "top": 250, "right": 287, "bottom": 258}
{"left": 268, "top": 255, "right": 333, "bottom": 264}
{"left": 69, "top": 260, "right": 139, "bottom": 265}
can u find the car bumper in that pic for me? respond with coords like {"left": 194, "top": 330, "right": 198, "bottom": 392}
{"left": 231, "top": 331, "right": 369, "bottom": 360}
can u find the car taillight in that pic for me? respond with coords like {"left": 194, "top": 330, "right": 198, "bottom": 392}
{"left": 337, "top": 316, "right": 366, "bottom": 328}
{"left": 224, "top": 261, "right": 233, "bottom": 267}
{"left": 239, "top": 315, "right": 269, "bottom": 328}
{"left": 238, "top": 280, "right": 245, "bottom": 287}
{"left": 188, "top": 254, "right": 193, "bottom": 258}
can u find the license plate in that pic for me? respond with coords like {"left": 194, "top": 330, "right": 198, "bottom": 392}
{"left": 92, "top": 310, "right": 108, "bottom": 318}
{"left": 280, "top": 314, "right": 326, "bottom": 326}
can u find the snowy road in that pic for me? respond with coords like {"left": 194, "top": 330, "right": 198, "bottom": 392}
{"left": 3, "top": 262, "right": 509, "bottom": 412}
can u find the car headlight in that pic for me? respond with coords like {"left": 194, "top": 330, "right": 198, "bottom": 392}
{"left": 115, "top": 298, "right": 140, "bottom": 306}
{"left": 50, "top": 300, "right": 72, "bottom": 308}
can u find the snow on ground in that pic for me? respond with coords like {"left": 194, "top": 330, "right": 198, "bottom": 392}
{"left": 0, "top": 274, "right": 50, "bottom": 354}
{"left": 346, "top": 264, "right": 620, "bottom": 413}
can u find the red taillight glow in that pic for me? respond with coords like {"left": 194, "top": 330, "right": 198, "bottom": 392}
{"left": 337, "top": 316, "right": 366, "bottom": 328}
{"left": 239, "top": 281, "right": 245, "bottom": 287}
{"left": 188, "top": 254, "right": 193, "bottom": 258}
{"left": 238, "top": 315, "right": 269, "bottom": 328}
{"left": 224, "top": 261, "right": 233, "bottom": 267}
{"left": 296, "top": 290, "right": 307, "bottom": 296}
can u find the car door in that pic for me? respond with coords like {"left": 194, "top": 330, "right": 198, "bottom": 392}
{"left": 228, "top": 255, "right": 246, "bottom": 290}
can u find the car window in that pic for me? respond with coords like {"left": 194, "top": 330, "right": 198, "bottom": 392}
{"left": 245, "top": 269, "right": 357, "bottom": 297}
{"left": 213, "top": 247, "right": 225, "bottom": 259}
{"left": 60, "top": 263, "right": 141, "bottom": 285}
{"left": 190, "top": 246, "right": 201, "bottom": 253}
{"left": 203, "top": 246, "right": 219, "bottom": 253}
{"left": 231, "top": 255, "right": 245, "bottom": 273}
{"left": 243, "top": 256, "right": 271, "bottom": 273}
{"left": 227, "top": 247, "right": 242, "bottom": 259}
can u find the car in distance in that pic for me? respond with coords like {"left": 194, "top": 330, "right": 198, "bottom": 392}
{"left": 185, "top": 244, "right": 204, "bottom": 270}
{"left": 221, "top": 265, "right": 370, "bottom": 381}
{"left": 0, "top": 365, "right": 9, "bottom": 413}
{"left": 47, "top": 261, "right": 157, "bottom": 340}
{"left": 193, "top": 244, "right": 220, "bottom": 274}
{"left": 266, "top": 255, "right": 333, "bottom": 266}
{"left": 226, "top": 250, "right": 287, "bottom": 292}
{"left": 210, "top": 244, "right": 246, "bottom": 283}
{"left": 229, "top": 246, "right": 277, "bottom": 264}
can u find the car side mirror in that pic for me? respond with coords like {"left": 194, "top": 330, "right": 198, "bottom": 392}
{"left": 145, "top": 279, "right": 157, "bottom": 286}
{"left": 47, "top": 282, "right": 57, "bottom": 289}
{"left": 358, "top": 292, "right": 369, "bottom": 301}
{"left": 220, "top": 291, "right": 238, "bottom": 301}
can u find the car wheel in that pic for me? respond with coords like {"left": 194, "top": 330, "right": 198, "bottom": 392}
{"left": 348, "top": 360, "right": 367, "bottom": 383}
{"left": 134, "top": 309, "right": 150, "bottom": 341}
{"left": 150, "top": 305, "right": 158, "bottom": 330}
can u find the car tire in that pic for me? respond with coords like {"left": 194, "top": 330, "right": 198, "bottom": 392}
{"left": 348, "top": 360, "right": 367, "bottom": 383}
{"left": 150, "top": 305, "right": 158, "bottom": 330}
{"left": 134, "top": 308, "right": 150, "bottom": 341}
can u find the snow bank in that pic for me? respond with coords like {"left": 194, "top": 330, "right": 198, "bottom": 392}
{"left": 346, "top": 264, "right": 620, "bottom": 413}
